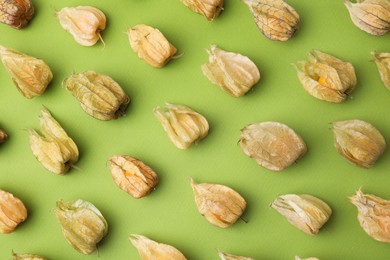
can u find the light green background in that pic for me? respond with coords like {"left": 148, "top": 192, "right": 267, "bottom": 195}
{"left": 1, "top": 0, "right": 390, "bottom": 259}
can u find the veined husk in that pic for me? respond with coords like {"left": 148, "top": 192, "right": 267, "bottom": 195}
{"left": 372, "top": 51, "right": 390, "bottom": 91}
{"left": 350, "top": 190, "right": 390, "bottom": 243}
{"left": 54, "top": 199, "right": 108, "bottom": 255}
{"left": 271, "top": 194, "right": 332, "bottom": 235}
{"left": 344, "top": 0, "right": 390, "bottom": 36}
{"left": 128, "top": 24, "right": 177, "bottom": 68}
{"left": 12, "top": 252, "right": 47, "bottom": 260}
{"left": 0, "top": 0, "right": 34, "bottom": 29}
{"left": 56, "top": 6, "right": 106, "bottom": 46}
{"left": 241, "top": 0, "right": 300, "bottom": 41}
{"left": 239, "top": 121, "right": 307, "bottom": 171}
{"left": 28, "top": 108, "right": 79, "bottom": 175}
{"left": 201, "top": 45, "right": 260, "bottom": 97}
{"left": 64, "top": 70, "right": 130, "bottom": 120}
{"left": 130, "top": 234, "right": 187, "bottom": 260}
{"left": 332, "top": 119, "right": 386, "bottom": 168}
{"left": 0, "top": 45, "right": 52, "bottom": 99}
{"left": 0, "top": 189, "right": 27, "bottom": 234}
{"left": 218, "top": 251, "right": 254, "bottom": 260}
{"left": 0, "top": 128, "right": 7, "bottom": 143}
{"left": 154, "top": 103, "right": 209, "bottom": 149}
{"left": 180, "top": 0, "right": 223, "bottom": 21}
{"left": 295, "top": 257, "right": 319, "bottom": 260}
{"left": 109, "top": 155, "right": 159, "bottom": 199}
{"left": 190, "top": 178, "right": 246, "bottom": 228}
{"left": 293, "top": 50, "right": 357, "bottom": 103}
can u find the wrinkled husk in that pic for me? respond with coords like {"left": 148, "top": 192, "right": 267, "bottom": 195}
{"left": 128, "top": 24, "right": 177, "bottom": 68}
{"left": 201, "top": 45, "right": 260, "bottom": 97}
{"left": 56, "top": 6, "right": 106, "bottom": 46}
{"left": 372, "top": 51, "right": 390, "bottom": 91}
{"left": 271, "top": 194, "right": 332, "bottom": 235}
{"left": 109, "top": 155, "right": 159, "bottom": 198}
{"left": 332, "top": 119, "right": 386, "bottom": 168}
{"left": 350, "top": 190, "right": 390, "bottom": 243}
{"left": 293, "top": 50, "right": 357, "bottom": 103}
{"left": 0, "top": 45, "right": 53, "bottom": 99}
{"left": 190, "top": 178, "right": 246, "bottom": 228}
{"left": 154, "top": 103, "right": 209, "bottom": 149}
{"left": 130, "top": 234, "right": 187, "bottom": 260}
{"left": 180, "top": 0, "right": 223, "bottom": 21}
{"left": 65, "top": 71, "right": 130, "bottom": 120}
{"left": 241, "top": 0, "right": 300, "bottom": 41}
{"left": 0, "top": 0, "right": 34, "bottom": 29}
{"left": 218, "top": 251, "right": 254, "bottom": 260}
{"left": 54, "top": 199, "right": 108, "bottom": 254}
{"left": 239, "top": 121, "right": 307, "bottom": 171}
{"left": 0, "top": 189, "right": 27, "bottom": 234}
{"left": 0, "top": 128, "right": 7, "bottom": 143}
{"left": 345, "top": 0, "right": 390, "bottom": 36}
{"left": 28, "top": 108, "right": 79, "bottom": 175}
{"left": 12, "top": 252, "right": 47, "bottom": 260}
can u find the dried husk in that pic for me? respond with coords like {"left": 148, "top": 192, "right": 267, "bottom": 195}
{"left": 64, "top": 71, "right": 130, "bottom": 120}
{"left": 128, "top": 24, "right": 177, "bottom": 68}
{"left": 344, "top": 0, "right": 390, "bottom": 36}
{"left": 28, "top": 108, "right": 79, "bottom": 175}
{"left": 56, "top": 6, "right": 106, "bottom": 46}
{"left": 109, "top": 155, "right": 159, "bottom": 199}
{"left": 293, "top": 50, "right": 357, "bottom": 103}
{"left": 241, "top": 0, "right": 300, "bottom": 41}
{"left": 130, "top": 234, "right": 187, "bottom": 260}
{"left": 0, "top": 189, "right": 27, "bottom": 234}
{"left": 271, "top": 194, "right": 332, "bottom": 235}
{"left": 0, "top": 0, "right": 34, "bottom": 29}
{"left": 0, "top": 45, "right": 53, "bottom": 99}
{"left": 180, "top": 0, "right": 223, "bottom": 21}
{"left": 218, "top": 251, "right": 254, "bottom": 260}
{"left": 154, "top": 103, "right": 209, "bottom": 149}
{"left": 54, "top": 199, "right": 108, "bottom": 255}
{"left": 295, "top": 257, "right": 319, "bottom": 260}
{"left": 239, "top": 121, "right": 307, "bottom": 171}
{"left": 372, "top": 51, "right": 390, "bottom": 90}
{"left": 332, "top": 119, "right": 386, "bottom": 168}
{"left": 201, "top": 45, "right": 260, "bottom": 97}
{"left": 0, "top": 128, "right": 7, "bottom": 143}
{"left": 12, "top": 252, "right": 47, "bottom": 260}
{"left": 190, "top": 178, "right": 246, "bottom": 228}
{"left": 350, "top": 189, "right": 390, "bottom": 243}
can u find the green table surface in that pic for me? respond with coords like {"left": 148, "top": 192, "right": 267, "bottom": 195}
{"left": 1, "top": 0, "right": 390, "bottom": 259}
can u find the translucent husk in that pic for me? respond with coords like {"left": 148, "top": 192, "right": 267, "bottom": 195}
{"left": 130, "top": 234, "right": 187, "bottom": 260}
{"left": 154, "top": 103, "right": 209, "bottom": 149}
{"left": 293, "top": 50, "right": 357, "bottom": 103}
{"left": 271, "top": 194, "right": 332, "bottom": 235}
{"left": 218, "top": 251, "right": 254, "bottom": 260}
{"left": 332, "top": 119, "right": 386, "bottom": 168}
{"left": 239, "top": 121, "right": 307, "bottom": 171}
{"left": 54, "top": 199, "right": 108, "bottom": 255}
{"left": 241, "top": 0, "right": 300, "bottom": 41}
{"left": 28, "top": 108, "right": 79, "bottom": 175}
{"left": 190, "top": 177, "right": 246, "bottom": 228}
{"left": 201, "top": 45, "right": 260, "bottom": 97}
{"left": 0, "top": 45, "right": 53, "bottom": 99}
{"left": 180, "top": 0, "right": 224, "bottom": 21}
{"left": 64, "top": 70, "right": 130, "bottom": 120}
{"left": 109, "top": 155, "right": 159, "bottom": 198}
{"left": 350, "top": 189, "right": 390, "bottom": 243}
{"left": 0, "top": 189, "right": 27, "bottom": 234}
{"left": 12, "top": 252, "right": 47, "bottom": 260}
{"left": 0, "top": 0, "right": 34, "bottom": 29}
{"left": 128, "top": 24, "right": 177, "bottom": 68}
{"left": 372, "top": 51, "right": 390, "bottom": 91}
{"left": 295, "top": 257, "right": 319, "bottom": 260}
{"left": 56, "top": 6, "right": 106, "bottom": 46}
{"left": 344, "top": 0, "right": 390, "bottom": 36}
